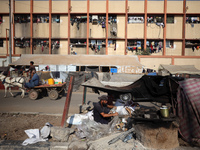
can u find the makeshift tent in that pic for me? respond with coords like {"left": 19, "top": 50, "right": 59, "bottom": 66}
{"left": 176, "top": 78, "right": 200, "bottom": 145}
{"left": 158, "top": 64, "right": 200, "bottom": 76}
{"left": 82, "top": 75, "right": 180, "bottom": 103}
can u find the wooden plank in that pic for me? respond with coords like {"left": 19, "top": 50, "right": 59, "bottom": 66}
{"left": 33, "top": 82, "right": 66, "bottom": 89}
{"left": 61, "top": 76, "right": 74, "bottom": 127}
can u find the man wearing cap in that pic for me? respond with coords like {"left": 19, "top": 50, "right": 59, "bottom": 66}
{"left": 93, "top": 95, "right": 118, "bottom": 124}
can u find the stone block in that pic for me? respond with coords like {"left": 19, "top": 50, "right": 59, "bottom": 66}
{"left": 135, "top": 122, "right": 179, "bottom": 149}
{"left": 68, "top": 141, "right": 88, "bottom": 150}
{"left": 50, "top": 127, "right": 74, "bottom": 142}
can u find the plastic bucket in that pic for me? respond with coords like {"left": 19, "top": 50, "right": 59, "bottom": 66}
{"left": 48, "top": 78, "right": 54, "bottom": 85}
{"left": 160, "top": 106, "right": 169, "bottom": 118}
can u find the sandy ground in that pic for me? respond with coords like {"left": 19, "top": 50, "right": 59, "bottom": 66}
{"left": 0, "top": 113, "right": 62, "bottom": 141}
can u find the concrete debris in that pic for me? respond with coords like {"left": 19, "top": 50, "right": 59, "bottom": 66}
{"left": 87, "top": 132, "right": 139, "bottom": 150}
{"left": 50, "top": 127, "right": 75, "bottom": 142}
{"left": 68, "top": 141, "right": 88, "bottom": 150}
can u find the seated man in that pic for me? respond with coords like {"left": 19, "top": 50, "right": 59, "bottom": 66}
{"left": 25, "top": 70, "right": 39, "bottom": 89}
{"left": 93, "top": 95, "right": 118, "bottom": 124}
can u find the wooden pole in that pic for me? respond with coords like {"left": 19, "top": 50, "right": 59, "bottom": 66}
{"left": 61, "top": 76, "right": 74, "bottom": 127}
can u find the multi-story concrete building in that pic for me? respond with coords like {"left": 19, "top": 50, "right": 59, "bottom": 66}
{"left": 0, "top": 0, "right": 200, "bottom": 71}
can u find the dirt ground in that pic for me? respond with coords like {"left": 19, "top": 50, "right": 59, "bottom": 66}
{"left": 0, "top": 113, "right": 197, "bottom": 149}
{"left": 0, "top": 113, "right": 62, "bottom": 141}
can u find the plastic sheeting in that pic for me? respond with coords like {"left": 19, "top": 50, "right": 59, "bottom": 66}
{"left": 76, "top": 116, "right": 120, "bottom": 140}
{"left": 22, "top": 122, "right": 52, "bottom": 146}
{"left": 67, "top": 111, "right": 94, "bottom": 125}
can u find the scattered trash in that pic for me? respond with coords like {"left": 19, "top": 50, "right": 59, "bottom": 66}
{"left": 123, "top": 133, "right": 133, "bottom": 143}
{"left": 108, "top": 127, "right": 135, "bottom": 145}
{"left": 66, "top": 111, "right": 94, "bottom": 125}
{"left": 76, "top": 116, "right": 120, "bottom": 140}
{"left": 22, "top": 122, "right": 52, "bottom": 146}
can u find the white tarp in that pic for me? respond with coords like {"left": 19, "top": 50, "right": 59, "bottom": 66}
{"left": 9, "top": 54, "right": 144, "bottom": 73}
{"left": 158, "top": 64, "right": 200, "bottom": 76}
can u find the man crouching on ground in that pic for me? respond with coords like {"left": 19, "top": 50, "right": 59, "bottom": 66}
{"left": 93, "top": 95, "right": 118, "bottom": 124}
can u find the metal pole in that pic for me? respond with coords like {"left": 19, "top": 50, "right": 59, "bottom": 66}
{"left": 82, "top": 76, "right": 87, "bottom": 105}
{"left": 9, "top": 0, "right": 12, "bottom": 64}
{"left": 6, "top": 29, "right": 9, "bottom": 55}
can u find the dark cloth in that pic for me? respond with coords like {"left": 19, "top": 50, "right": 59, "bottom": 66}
{"left": 28, "top": 65, "right": 36, "bottom": 73}
{"left": 177, "top": 78, "right": 200, "bottom": 143}
{"left": 25, "top": 73, "right": 39, "bottom": 88}
{"left": 93, "top": 102, "right": 111, "bottom": 124}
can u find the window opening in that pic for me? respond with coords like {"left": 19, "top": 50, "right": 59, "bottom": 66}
{"left": 101, "top": 67, "right": 110, "bottom": 72}
{"left": 51, "top": 40, "right": 60, "bottom": 50}
{"left": 128, "top": 15, "right": 144, "bottom": 23}
{"left": 33, "top": 39, "right": 49, "bottom": 50}
{"left": 80, "top": 66, "right": 86, "bottom": 71}
{"left": 109, "top": 15, "right": 117, "bottom": 36}
{"left": 70, "top": 39, "right": 86, "bottom": 55}
{"left": 89, "top": 15, "right": 106, "bottom": 28}
{"left": 167, "top": 16, "right": 174, "bottom": 23}
{"left": 33, "top": 15, "right": 49, "bottom": 23}
{"left": 166, "top": 40, "right": 174, "bottom": 48}
{"left": 76, "top": 66, "right": 80, "bottom": 71}
{"left": 147, "top": 15, "right": 164, "bottom": 27}
{"left": 146, "top": 40, "right": 163, "bottom": 53}
{"left": 85, "top": 66, "right": 99, "bottom": 72}
{"left": 89, "top": 39, "right": 106, "bottom": 53}
{"left": 127, "top": 40, "right": 144, "bottom": 52}
{"left": 185, "top": 40, "right": 200, "bottom": 51}
{"left": 15, "top": 39, "right": 30, "bottom": 48}
{"left": 108, "top": 40, "right": 116, "bottom": 50}
{"left": 0, "top": 15, "right": 3, "bottom": 24}
{"left": 14, "top": 15, "right": 30, "bottom": 23}
{"left": 52, "top": 15, "right": 60, "bottom": 23}
{"left": 71, "top": 15, "right": 87, "bottom": 30}
{"left": 0, "top": 39, "right": 3, "bottom": 47}
{"left": 108, "top": 15, "right": 117, "bottom": 24}
{"left": 147, "top": 15, "right": 164, "bottom": 23}
{"left": 70, "top": 39, "right": 86, "bottom": 47}
{"left": 186, "top": 16, "right": 200, "bottom": 24}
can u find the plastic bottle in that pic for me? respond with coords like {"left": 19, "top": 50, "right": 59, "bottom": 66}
{"left": 123, "top": 133, "right": 132, "bottom": 143}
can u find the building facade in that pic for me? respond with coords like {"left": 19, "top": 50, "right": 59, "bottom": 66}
{"left": 0, "top": 0, "right": 200, "bottom": 71}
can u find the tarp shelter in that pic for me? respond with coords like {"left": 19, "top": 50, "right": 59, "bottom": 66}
{"left": 82, "top": 75, "right": 180, "bottom": 103}
{"left": 158, "top": 64, "right": 200, "bottom": 76}
{"left": 176, "top": 78, "right": 200, "bottom": 144}
{"left": 9, "top": 54, "right": 144, "bottom": 73}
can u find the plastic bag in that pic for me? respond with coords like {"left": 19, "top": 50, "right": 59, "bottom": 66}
{"left": 75, "top": 116, "right": 120, "bottom": 140}
{"left": 66, "top": 111, "right": 94, "bottom": 125}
